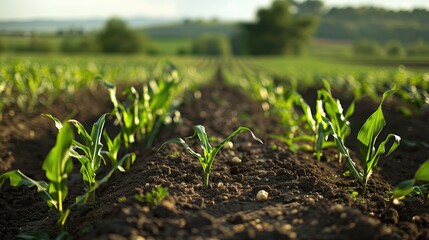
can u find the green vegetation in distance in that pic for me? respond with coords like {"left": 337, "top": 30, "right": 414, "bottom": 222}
{"left": 243, "top": 0, "right": 318, "bottom": 55}
{"left": 159, "top": 125, "right": 263, "bottom": 188}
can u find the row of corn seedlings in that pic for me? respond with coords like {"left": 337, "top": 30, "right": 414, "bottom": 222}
{"left": 0, "top": 56, "right": 213, "bottom": 121}
{"left": 223, "top": 58, "right": 427, "bottom": 199}
{"left": 226, "top": 57, "right": 429, "bottom": 116}
{"left": 0, "top": 59, "right": 212, "bottom": 238}
{"left": 0, "top": 115, "right": 135, "bottom": 238}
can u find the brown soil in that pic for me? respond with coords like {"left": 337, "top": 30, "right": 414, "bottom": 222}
{"left": 1, "top": 70, "right": 429, "bottom": 240}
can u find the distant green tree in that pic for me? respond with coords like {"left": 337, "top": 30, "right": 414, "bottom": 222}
{"left": 385, "top": 41, "right": 405, "bottom": 57}
{"left": 79, "top": 34, "right": 100, "bottom": 52}
{"left": 97, "top": 18, "right": 143, "bottom": 53}
{"left": 296, "top": 0, "right": 324, "bottom": 16}
{"left": 317, "top": 6, "right": 429, "bottom": 43}
{"left": 192, "top": 34, "right": 231, "bottom": 56}
{"left": 60, "top": 35, "right": 99, "bottom": 53}
{"left": 353, "top": 39, "right": 382, "bottom": 56}
{"left": 60, "top": 37, "right": 82, "bottom": 53}
{"left": 243, "top": 0, "right": 319, "bottom": 55}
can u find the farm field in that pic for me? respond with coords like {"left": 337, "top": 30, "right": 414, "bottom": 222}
{"left": 0, "top": 54, "right": 429, "bottom": 239}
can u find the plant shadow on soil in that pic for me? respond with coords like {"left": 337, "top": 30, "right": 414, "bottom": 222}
{"left": 1, "top": 73, "right": 429, "bottom": 240}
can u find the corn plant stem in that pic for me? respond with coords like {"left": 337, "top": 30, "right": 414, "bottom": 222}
{"left": 89, "top": 183, "right": 96, "bottom": 202}
{"left": 58, "top": 189, "right": 63, "bottom": 213}
{"left": 203, "top": 172, "right": 210, "bottom": 188}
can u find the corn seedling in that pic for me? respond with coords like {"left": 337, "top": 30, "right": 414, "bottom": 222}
{"left": 159, "top": 125, "right": 263, "bottom": 188}
{"left": 134, "top": 185, "right": 169, "bottom": 206}
{"left": 0, "top": 123, "right": 74, "bottom": 232}
{"left": 317, "top": 81, "right": 355, "bottom": 162}
{"left": 391, "top": 160, "right": 429, "bottom": 205}
{"left": 104, "top": 65, "right": 180, "bottom": 151}
{"left": 357, "top": 89, "right": 401, "bottom": 193}
{"left": 44, "top": 113, "right": 136, "bottom": 202}
{"left": 103, "top": 131, "right": 125, "bottom": 171}
{"left": 323, "top": 89, "right": 400, "bottom": 193}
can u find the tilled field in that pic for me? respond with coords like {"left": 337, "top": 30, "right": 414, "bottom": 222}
{"left": 1, "top": 74, "right": 429, "bottom": 239}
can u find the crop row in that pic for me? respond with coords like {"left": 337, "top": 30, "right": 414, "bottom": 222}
{"left": 224, "top": 56, "right": 429, "bottom": 117}
{"left": 0, "top": 58, "right": 220, "bottom": 238}
{"left": 1, "top": 56, "right": 428, "bottom": 238}
{"left": 0, "top": 55, "right": 217, "bottom": 121}
{"left": 223, "top": 57, "right": 429, "bottom": 201}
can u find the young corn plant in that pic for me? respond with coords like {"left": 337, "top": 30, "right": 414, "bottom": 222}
{"left": 317, "top": 81, "right": 355, "bottom": 162}
{"left": 357, "top": 89, "right": 401, "bottom": 193}
{"left": 0, "top": 123, "right": 74, "bottom": 232}
{"left": 270, "top": 87, "right": 303, "bottom": 152}
{"left": 104, "top": 64, "right": 180, "bottom": 151}
{"left": 44, "top": 113, "right": 136, "bottom": 202}
{"left": 323, "top": 89, "right": 400, "bottom": 194}
{"left": 391, "top": 160, "right": 429, "bottom": 205}
{"left": 159, "top": 125, "right": 263, "bottom": 188}
{"left": 134, "top": 185, "right": 169, "bottom": 206}
{"left": 295, "top": 96, "right": 329, "bottom": 158}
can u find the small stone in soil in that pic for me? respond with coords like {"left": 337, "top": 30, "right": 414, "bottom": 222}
{"left": 256, "top": 190, "right": 269, "bottom": 201}
{"left": 230, "top": 156, "right": 242, "bottom": 165}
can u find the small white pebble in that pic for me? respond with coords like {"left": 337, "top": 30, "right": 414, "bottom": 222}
{"left": 412, "top": 216, "right": 421, "bottom": 222}
{"left": 256, "top": 190, "right": 269, "bottom": 201}
{"left": 225, "top": 141, "right": 234, "bottom": 149}
{"left": 393, "top": 198, "right": 401, "bottom": 205}
{"left": 231, "top": 157, "right": 242, "bottom": 164}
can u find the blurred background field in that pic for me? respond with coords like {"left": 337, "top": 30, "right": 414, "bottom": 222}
{"left": 0, "top": 0, "right": 428, "bottom": 76}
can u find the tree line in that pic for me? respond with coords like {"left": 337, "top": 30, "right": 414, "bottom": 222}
{"left": 1, "top": 0, "right": 428, "bottom": 56}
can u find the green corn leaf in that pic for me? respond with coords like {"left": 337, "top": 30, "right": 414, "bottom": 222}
{"left": 103, "top": 131, "right": 123, "bottom": 171}
{"left": 68, "top": 120, "right": 92, "bottom": 147}
{"left": 74, "top": 153, "right": 136, "bottom": 206}
{"left": 159, "top": 137, "right": 203, "bottom": 161}
{"left": 89, "top": 114, "right": 107, "bottom": 170}
{"left": 393, "top": 179, "right": 415, "bottom": 199}
{"left": 15, "top": 231, "right": 51, "bottom": 240}
{"left": 367, "top": 134, "right": 401, "bottom": 171}
{"left": 322, "top": 117, "right": 363, "bottom": 183}
{"left": 344, "top": 100, "right": 356, "bottom": 119}
{"left": 315, "top": 122, "right": 326, "bottom": 161}
{"left": 415, "top": 160, "right": 429, "bottom": 182}
{"left": 42, "top": 123, "right": 74, "bottom": 212}
{"left": 0, "top": 170, "right": 52, "bottom": 204}
{"left": 194, "top": 125, "right": 213, "bottom": 154}
{"left": 41, "top": 113, "right": 63, "bottom": 130}
{"left": 211, "top": 126, "right": 263, "bottom": 166}
{"left": 297, "top": 98, "right": 316, "bottom": 133}
{"left": 357, "top": 88, "right": 396, "bottom": 162}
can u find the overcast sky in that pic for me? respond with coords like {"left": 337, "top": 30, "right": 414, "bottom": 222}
{"left": 1, "top": 0, "right": 428, "bottom": 21}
